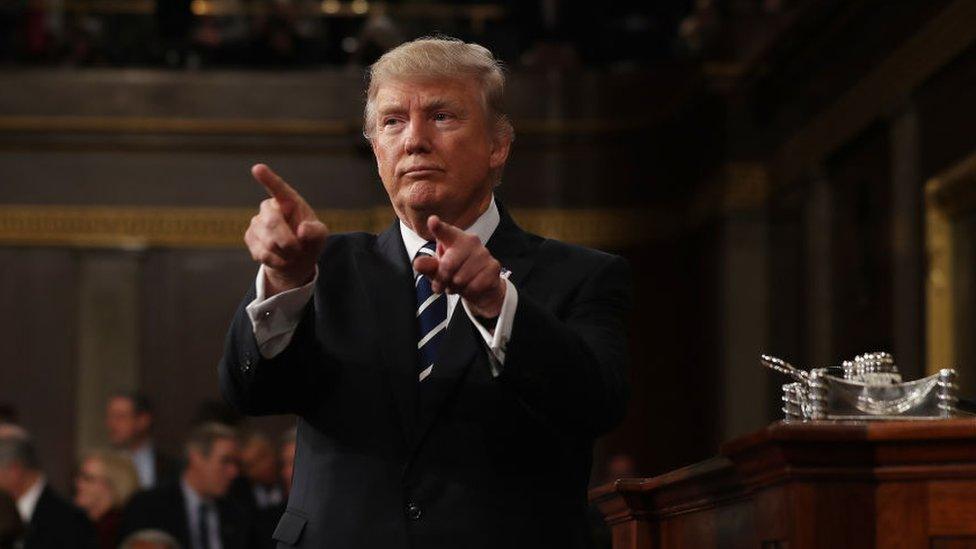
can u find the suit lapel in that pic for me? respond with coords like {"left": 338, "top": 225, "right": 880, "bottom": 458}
{"left": 353, "top": 220, "right": 419, "bottom": 444}
{"left": 485, "top": 202, "right": 537, "bottom": 288}
{"left": 173, "top": 484, "right": 192, "bottom": 548}
{"left": 409, "top": 203, "right": 539, "bottom": 456}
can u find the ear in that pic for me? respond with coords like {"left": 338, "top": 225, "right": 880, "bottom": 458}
{"left": 187, "top": 447, "right": 204, "bottom": 466}
{"left": 488, "top": 130, "right": 512, "bottom": 171}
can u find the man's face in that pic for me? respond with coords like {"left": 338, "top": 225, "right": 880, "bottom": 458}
{"left": 369, "top": 77, "right": 511, "bottom": 231}
{"left": 188, "top": 438, "right": 240, "bottom": 499}
{"left": 241, "top": 438, "right": 278, "bottom": 486}
{"left": 0, "top": 463, "right": 18, "bottom": 496}
{"left": 280, "top": 440, "right": 295, "bottom": 493}
{"left": 105, "top": 397, "right": 150, "bottom": 447}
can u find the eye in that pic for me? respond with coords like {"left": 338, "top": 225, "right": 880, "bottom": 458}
{"left": 433, "top": 112, "right": 454, "bottom": 122}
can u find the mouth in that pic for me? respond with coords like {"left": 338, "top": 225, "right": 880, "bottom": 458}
{"left": 400, "top": 166, "right": 444, "bottom": 177}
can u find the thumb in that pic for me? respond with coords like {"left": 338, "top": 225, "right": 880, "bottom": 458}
{"left": 413, "top": 255, "right": 439, "bottom": 277}
{"left": 297, "top": 220, "right": 328, "bottom": 249}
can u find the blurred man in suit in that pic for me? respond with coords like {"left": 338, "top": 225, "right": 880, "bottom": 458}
{"left": 220, "top": 36, "right": 631, "bottom": 548}
{"left": 106, "top": 392, "right": 181, "bottom": 489}
{"left": 0, "top": 434, "right": 97, "bottom": 549}
{"left": 277, "top": 429, "right": 295, "bottom": 497}
{"left": 228, "top": 431, "right": 284, "bottom": 549}
{"left": 238, "top": 432, "right": 283, "bottom": 510}
{"left": 119, "top": 422, "right": 255, "bottom": 549}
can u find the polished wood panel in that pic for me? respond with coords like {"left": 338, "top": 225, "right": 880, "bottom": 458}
{"left": 591, "top": 420, "right": 976, "bottom": 549}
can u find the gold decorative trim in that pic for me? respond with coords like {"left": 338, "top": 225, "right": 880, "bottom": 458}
{"left": 0, "top": 115, "right": 653, "bottom": 138}
{"left": 0, "top": 205, "right": 655, "bottom": 249}
{"left": 691, "top": 161, "right": 770, "bottom": 219}
{"left": 925, "top": 149, "right": 976, "bottom": 375}
{"left": 0, "top": 116, "right": 356, "bottom": 136}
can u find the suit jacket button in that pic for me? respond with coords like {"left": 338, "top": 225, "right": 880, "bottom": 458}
{"left": 406, "top": 502, "right": 422, "bottom": 521}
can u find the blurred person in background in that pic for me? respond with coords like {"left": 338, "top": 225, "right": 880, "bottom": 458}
{"left": 118, "top": 529, "right": 183, "bottom": 549}
{"left": 119, "top": 422, "right": 256, "bottom": 549}
{"left": 74, "top": 449, "right": 140, "bottom": 549}
{"left": 238, "top": 432, "right": 283, "bottom": 510}
{"left": 0, "top": 434, "right": 97, "bottom": 549}
{"left": 0, "top": 491, "right": 24, "bottom": 549}
{"left": 229, "top": 431, "right": 284, "bottom": 548}
{"left": 278, "top": 428, "right": 295, "bottom": 497}
{"left": 105, "top": 392, "right": 181, "bottom": 489}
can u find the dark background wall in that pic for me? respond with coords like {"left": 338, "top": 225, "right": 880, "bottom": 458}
{"left": 2, "top": 0, "right": 976, "bottom": 495}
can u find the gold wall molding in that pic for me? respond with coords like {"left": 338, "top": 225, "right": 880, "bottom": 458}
{"left": 925, "top": 149, "right": 976, "bottom": 375}
{"left": 691, "top": 161, "right": 770, "bottom": 220}
{"left": 0, "top": 115, "right": 357, "bottom": 136}
{"left": 776, "top": 0, "right": 976, "bottom": 185}
{"left": 0, "top": 115, "right": 653, "bottom": 138}
{"left": 0, "top": 205, "right": 656, "bottom": 250}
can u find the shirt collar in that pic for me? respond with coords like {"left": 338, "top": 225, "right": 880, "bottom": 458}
{"left": 131, "top": 441, "right": 152, "bottom": 456}
{"left": 399, "top": 196, "right": 500, "bottom": 265}
{"left": 16, "top": 475, "right": 45, "bottom": 523}
{"left": 181, "top": 476, "right": 211, "bottom": 509}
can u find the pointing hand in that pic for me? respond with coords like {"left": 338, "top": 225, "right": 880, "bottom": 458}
{"left": 244, "top": 164, "right": 329, "bottom": 296}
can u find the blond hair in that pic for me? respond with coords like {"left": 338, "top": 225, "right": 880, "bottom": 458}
{"left": 81, "top": 449, "right": 140, "bottom": 508}
{"left": 363, "top": 36, "right": 514, "bottom": 143}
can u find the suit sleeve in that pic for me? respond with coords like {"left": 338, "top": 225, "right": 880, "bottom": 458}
{"left": 219, "top": 282, "right": 328, "bottom": 417}
{"left": 500, "top": 254, "right": 632, "bottom": 438}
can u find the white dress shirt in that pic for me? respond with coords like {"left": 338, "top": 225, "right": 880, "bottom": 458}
{"left": 246, "top": 196, "right": 518, "bottom": 377}
{"left": 16, "top": 476, "right": 44, "bottom": 523}
{"left": 130, "top": 442, "right": 156, "bottom": 488}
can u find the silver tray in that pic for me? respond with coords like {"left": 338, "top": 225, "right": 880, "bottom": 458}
{"left": 761, "top": 352, "right": 968, "bottom": 421}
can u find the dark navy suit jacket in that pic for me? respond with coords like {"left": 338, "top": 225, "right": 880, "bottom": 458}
{"left": 219, "top": 204, "right": 632, "bottom": 549}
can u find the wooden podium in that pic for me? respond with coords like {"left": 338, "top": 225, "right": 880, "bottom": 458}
{"left": 590, "top": 420, "right": 976, "bottom": 548}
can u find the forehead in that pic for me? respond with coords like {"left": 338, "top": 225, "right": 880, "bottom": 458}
{"left": 108, "top": 397, "right": 134, "bottom": 412}
{"left": 373, "top": 76, "right": 482, "bottom": 109}
{"left": 212, "top": 438, "right": 239, "bottom": 455}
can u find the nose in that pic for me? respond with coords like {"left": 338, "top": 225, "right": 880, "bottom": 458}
{"left": 403, "top": 118, "right": 432, "bottom": 155}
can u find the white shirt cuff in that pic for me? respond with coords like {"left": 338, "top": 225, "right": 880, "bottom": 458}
{"left": 461, "top": 277, "right": 518, "bottom": 377}
{"left": 246, "top": 265, "right": 317, "bottom": 359}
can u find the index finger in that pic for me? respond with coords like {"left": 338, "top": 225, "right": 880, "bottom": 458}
{"left": 428, "top": 215, "right": 465, "bottom": 246}
{"left": 251, "top": 163, "right": 300, "bottom": 204}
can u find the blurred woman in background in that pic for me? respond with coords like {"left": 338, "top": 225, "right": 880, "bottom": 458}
{"left": 74, "top": 449, "right": 140, "bottom": 549}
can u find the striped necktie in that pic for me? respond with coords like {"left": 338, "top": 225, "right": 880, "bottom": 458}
{"left": 415, "top": 240, "right": 447, "bottom": 382}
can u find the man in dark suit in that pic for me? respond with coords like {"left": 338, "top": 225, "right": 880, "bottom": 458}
{"left": 227, "top": 431, "right": 284, "bottom": 549}
{"left": 220, "top": 36, "right": 631, "bottom": 548}
{"left": 0, "top": 433, "right": 98, "bottom": 548}
{"left": 105, "top": 392, "right": 181, "bottom": 489}
{"left": 119, "top": 422, "right": 255, "bottom": 549}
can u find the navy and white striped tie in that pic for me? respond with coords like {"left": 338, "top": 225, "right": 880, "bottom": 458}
{"left": 415, "top": 240, "right": 447, "bottom": 381}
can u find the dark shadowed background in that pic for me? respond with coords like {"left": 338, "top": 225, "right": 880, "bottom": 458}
{"left": 1, "top": 0, "right": 976, "bottom": 495}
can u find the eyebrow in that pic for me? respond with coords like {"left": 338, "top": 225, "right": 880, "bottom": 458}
{"left": 376, "top": 97, "right": 465, "bottom": 115}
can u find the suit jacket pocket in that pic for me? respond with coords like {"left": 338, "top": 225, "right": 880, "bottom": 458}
{"left": 272, "top": 509, "right": 308, "bottom": 546}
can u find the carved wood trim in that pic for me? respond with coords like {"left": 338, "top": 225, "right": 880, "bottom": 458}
{"left": 0, "top": 115, "right": 654, "bottom": 138}
{"left": 0, "top": 205, "right": 655, "bottom": 249}
{"left": 775, "top": 0, "right": 976, "bottom": 185}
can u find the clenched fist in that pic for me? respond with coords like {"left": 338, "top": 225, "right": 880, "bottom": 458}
{"left": 413, "top": 216, "right": 506, "bottom": 319}
{"left": 245, "top": 164, "right": 329, "bottom": 296}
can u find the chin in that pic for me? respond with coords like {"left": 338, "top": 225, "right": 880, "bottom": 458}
{"left": 401, "top": 182, "right": 443, "bottom": 213}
